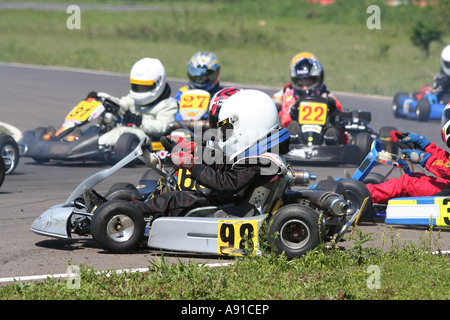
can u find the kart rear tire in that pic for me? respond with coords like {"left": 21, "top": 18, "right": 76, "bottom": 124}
{"left": 362, "top": 172, "right": 384, "bottom": 185}
{"left": 0, "top": 135, "right": 20, "bottom": 174}
{"left": 339, "top": 179, "right": 373, "bottom": 220}
{"left": 393, "top": 92, "right": 409, "bottom": 118}
{"left": 268, "top": 204, "right": 325, "bottom": 259}
{"left": 353, "top": 132, "right": 373, "bottom": 162}
{"left": 416, "top": 97, "right": 430, "bottom": 122}
{"left": 114, "top": 133, "right": 140, "bottom": 165}
{"left": 91, "top": 200, "right": 146, "bottom": 253}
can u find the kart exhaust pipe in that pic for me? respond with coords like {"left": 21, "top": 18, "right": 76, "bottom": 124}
{"left": 293, "top": 169, "right": 317, "bottom": 186}
{"left": 297, "top": 189, "right": 348, "bottom": 217}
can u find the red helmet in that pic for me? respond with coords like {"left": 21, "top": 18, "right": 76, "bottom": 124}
{"left": 208, "top": 87, "right": 243, "bottom": 128}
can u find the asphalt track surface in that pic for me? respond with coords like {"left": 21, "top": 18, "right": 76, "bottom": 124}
{"left": 0, "top": 63, "right": 449, "bottom": 282}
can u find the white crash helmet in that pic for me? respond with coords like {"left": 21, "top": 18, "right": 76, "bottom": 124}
{"left": 441, "top": 45, "right": 450, "bottom": 77}
{"left": 217, "top": 89, "right": 280, "bottom": 161}
{"left": 129, "top": 57, "right": 166, "bottom": 105}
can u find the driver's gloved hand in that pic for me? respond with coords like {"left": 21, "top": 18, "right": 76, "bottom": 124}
{"left": 400, "top": 132, "right": 431, "bottom": 150}
{"left": 171, "top": 152, "right": 198, "bottom": 170}
{"left": 166, "top": 135, "right": 197, "bottom": 154}
{"left": 86, "top": 91, "right": 98, "bottom": 99}
{"left": 123, "top": 110, "right": 143, "bottom": 127}
{"left": 401, "top": 149, "right": 431, "bottom": 167}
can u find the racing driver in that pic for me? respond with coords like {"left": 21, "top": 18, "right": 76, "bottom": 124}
{"left": 131, "top": 89, "right": 291, "bottom": 220}
{"left": 366, "top": 102, "right": 450, "bottom": 203}
{"left": 96, "top": 57, "right": 178, "bottom": 146}
{"left": 273, "top": 52, "right": 343, "bottom": 129}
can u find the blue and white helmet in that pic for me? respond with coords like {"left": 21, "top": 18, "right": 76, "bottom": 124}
{"left": 188, "top": 51, "right": 221, "bottom": 91}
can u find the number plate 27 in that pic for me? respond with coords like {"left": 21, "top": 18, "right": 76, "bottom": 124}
{"left": 217, "top": 220, "right": 258, "bottom": 256}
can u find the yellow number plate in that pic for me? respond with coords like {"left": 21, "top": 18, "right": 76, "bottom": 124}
{"left": 66, "top": 99, "right": 103, "bottom": 122}
{"left": 217, "top": 220, "right": 258, "bottom": 256}
{"left": 298, "top": 101, "right": 328, "bottom": 125}
{"left": 179, "top": 90, "right": 211, "bottom": 120}
{"left": 438, "top": 197, "right": 450, "bottom": 227}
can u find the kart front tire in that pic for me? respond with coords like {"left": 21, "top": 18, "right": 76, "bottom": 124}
{"left": 393, "top": 92, "right": 409, "bottom": 118}
{"left": 104, "top": 183, "right": 146, "bottom": 201}
{"left": 114, "top": 133, "right": 140, "bottom": 165}
{"left": 339, "top": 179, "right": 373, "bottom": 220}
{"left": 269, "top": 204, "right": 325, "bottom": 259}
{"left": 416, "top": 97, "right": 430, "bottom": 122}
{"left": 0, "top": 135, "right": 20, "bottom": 174}
{"left": 353, "top": 132, "right": 373, "bottom": 162}
{"left": 0, "top": 159, "right": 5, "bottom": 188}
{"left": 91, "top": 200, "right": 146, "bottom": 253}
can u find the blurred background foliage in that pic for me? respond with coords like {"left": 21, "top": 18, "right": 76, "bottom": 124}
{"left": 0, "top": 0, "right": 449, "bottom": 96}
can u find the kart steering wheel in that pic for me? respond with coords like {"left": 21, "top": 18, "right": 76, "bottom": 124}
{"left": 390, "top": 130, "right": 416, "bottom": 150}
{"left": 160, "top": 136, "right": 176, "bottom": 153}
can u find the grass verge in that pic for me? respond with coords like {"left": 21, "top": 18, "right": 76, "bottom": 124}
{"left": 0, "top": 227, "right": 448, "bottom": 300}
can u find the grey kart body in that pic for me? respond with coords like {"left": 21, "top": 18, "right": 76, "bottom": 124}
{"left": 30, "top": 138, "right": 268, "bottom": 254}
{"left": 31, "top": 137, "right": 365, "bottom": 257}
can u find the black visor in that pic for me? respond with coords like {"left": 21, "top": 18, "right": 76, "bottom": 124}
{"left": 131, "top": 83, "right": 157, "bottom": 93}
{"left": 188, "top": 66, "right": 219, "bottom": 87}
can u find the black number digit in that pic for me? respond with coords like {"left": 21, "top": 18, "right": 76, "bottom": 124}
{"left": 220, "top": 224, "right": 235, "bottom": 248}
{"left": 239, "top": 223, "right": 254, "bottom": 251}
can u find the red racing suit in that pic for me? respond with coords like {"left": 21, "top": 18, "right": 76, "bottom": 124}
{"left": 367, "top": 142, "right": 450, "bottom": 204}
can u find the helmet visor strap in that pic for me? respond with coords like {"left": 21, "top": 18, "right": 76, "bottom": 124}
{"left": 218, "top": 119, "right": 234, "bottom": 142}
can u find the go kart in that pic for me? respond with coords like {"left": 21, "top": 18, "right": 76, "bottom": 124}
{"left": 349, "top": 131, "right": 450, "bottom": 228}
{"left": 30, "top": 137, "right": 370, "bottom": 258}
{"left": 284, "top": 96, "right": 397, "bottom": 165}
{"left": 393, "top": 85, "right": 448, "bottom": 121}
{"left": 21, "top": 94, "right": 164, "bottom": 165}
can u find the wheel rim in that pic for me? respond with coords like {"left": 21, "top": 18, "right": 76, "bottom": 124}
{"left": 106, "top": 214, "right": 135, "bottom": 243}
{"left": 1, "top": 144, "right": 15, "bottom": 171}
{"left": 280, "top": 219, "right": 310, "bottom": 250}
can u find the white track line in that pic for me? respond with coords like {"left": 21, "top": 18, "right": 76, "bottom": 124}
{"left": 0, "top": 263, "right": 234, "bottom": 284}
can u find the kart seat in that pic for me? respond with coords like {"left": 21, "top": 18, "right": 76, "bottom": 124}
{"left": 184, "top": 173, "right": 288, "bottom": 218}
{"left": 184, "top": 203, "right": 256, "bottom": 218}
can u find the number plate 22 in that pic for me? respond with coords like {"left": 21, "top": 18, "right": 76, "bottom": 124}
{"left": 298, "top": 101, "right": 327, "bottom": 125}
